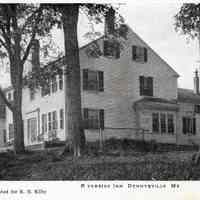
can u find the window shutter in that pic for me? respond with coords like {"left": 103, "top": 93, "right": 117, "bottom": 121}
{"left": 103, "top": 40, "right": 109, "bottom": 56}
{"left": 98, "top": 71, "right": 104, "bottom": 92}
{"left": 115, "top": 42, "right": 120, "bottom": 59}
{"left": 144, "top": 47, "right": 148, "bottom": 62}
{"left": 147, "top": 77, "right": 153, "bottom": 96}
{"left": 193, "top": 118, "right": 196, "bottom": 135}
{"left": 182, "top": 117, "right": 186, "bottom": 134}
{"left": 99, "top": 109, "right": 104, "bottom": 129}
{"left": 139, "top": 76, "right": 144, "bottom": 96}
{"left": 132, "top": 45, "right": 137, "bottom": 60}
{"left": 83, "top": 108, "right": 89, "bottom": 129}
{"left": 83, "top": 69, "right": 88, "bottom": 90}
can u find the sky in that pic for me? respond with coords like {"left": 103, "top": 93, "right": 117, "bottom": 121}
{"left": 0, "top": 1, "right": 200, "bottom": 90}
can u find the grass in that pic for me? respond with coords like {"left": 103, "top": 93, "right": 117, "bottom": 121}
{"left": 0, "top": 140, "right": 199, "bottom": 180}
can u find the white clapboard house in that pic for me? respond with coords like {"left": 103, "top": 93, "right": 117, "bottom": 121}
{"left": 3, "top": 24, "right": 200, "bottom": 149}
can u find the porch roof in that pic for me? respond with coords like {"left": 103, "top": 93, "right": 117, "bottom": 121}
{"left": 178, "top": 88, "right": 200, "bottom": 104}
{"left": 133, "top": 97, "right": 179, "bottom": 111}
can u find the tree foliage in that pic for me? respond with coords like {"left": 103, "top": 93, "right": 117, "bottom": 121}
{"left": 175, "top": 3, "right": 200, "bottom": 39}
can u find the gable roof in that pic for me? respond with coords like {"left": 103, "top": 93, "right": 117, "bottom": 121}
{"left": 126, "top": 25, "right": 179, "bottom": 77}
{"left": 178, "top": 88, "right": 200, "bottom": 104}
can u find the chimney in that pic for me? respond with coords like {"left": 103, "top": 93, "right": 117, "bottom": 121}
{"left": 194, "top": 69, "right": 199, "bottom": 94}
{"left": 104, "top": 7, "right": 115, "bottom": 36}
{"left": 31, "top": 39, "right": 40, "bottom": 69}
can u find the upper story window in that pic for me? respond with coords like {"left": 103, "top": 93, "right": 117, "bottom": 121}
{"left": 83, "top": 69, "right": 104, "bottom": 92}
{"left": 194, "top": 105, "right": 200, "bottom": 113}
{"left": 51, "top": 76, "right": 57, "bottom": 93}
{"left": 0, "top": 105, "right": 5, "bottom": 119}
{"left": 139, "top": 76, "right": 153, "bottom": 96}
{"left": 59, "top": 73, "right": 63, "bottom": 90}
{"left": 103, "top": 40, "right": 120, "bottom": 59}
{"left": 132, "top": 45, "right": 147, "bottom": 63}
{"left": 41, "top": 79, "right": 50, "bottom": 97}
{"left": 30, "top": 88, "right": 35, "bottom": 101}
{"left": 7, "top": 92, "right": 12, "bottom": 101}
{"left": 182, "top": 117, "right": 196, "bottom": 135}
{"left": 83, "top": 108, "right": 104, "bottom": 129}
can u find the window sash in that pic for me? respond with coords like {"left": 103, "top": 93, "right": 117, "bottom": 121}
{"left": 41, "top": 114, "right": 47, "bottom": 133}
{"left": 132, "top": 46, "right": 147, "bottom": 62}
{"left": 182, "top": 117, "right": 196, "bottom": 135}
{"left": 83, "top": 69, "right": 104, "bottom": 92}
{"left": 83, "top": 108, "right": 104, "bottom": 129}
{"left": 60, "top": 109, "right": 64, "bottom": 129}
{"left": 52, "top": 76, "right": 57, "bottom": 93}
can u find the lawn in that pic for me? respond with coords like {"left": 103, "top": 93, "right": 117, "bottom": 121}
{"left": 0, "top": 144, "right": 199, "bottom": 180}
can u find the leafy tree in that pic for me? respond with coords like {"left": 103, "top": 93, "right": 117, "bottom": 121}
{"left": 175, "top": 3, "right": 200, "bottom": 39}
{"left": 0, "top": 4, "right": 59, "bottom": 153}
{"left": 52, "top": 4, "right": 127, "bottom": 156}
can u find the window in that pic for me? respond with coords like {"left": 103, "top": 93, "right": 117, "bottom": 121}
{"left": 41, "top": 80, "right": 50, "bottom": 97}
{"left": 3, "top": 130, "right": 6, "bottom": 144}
{"left": 51, "top": 76, "right": 57, "bottom": 93}
{"left": 30, "top": 88, "right": 35, "bottom": 101}
{"left": 132, "top": 45, "right": 147, "bottom": 63}
{"left": 83, "top": 69, "right": 104, "bottom": 92}
{"left": 8, "top": 92, "right": 11, "bottom": 101}
{"left": 59, "top": 72, "right": 63, "bottom": 90}
{"left": 139, "top": 76, "right": 153, "bottom": 96}
{"left": 48, "top": 112, "right": 52, "bottom": 131}
{"left": 167, "top": 114, "right": 174, "bottom": 134}
{"left": 27, "top": 118, "right": 37, "bottom": 143}
{"left": 41, "top": 114, "right": 47, "bottom": 134}
{"left": 103, "top": 40, "right": 120, "bottom": 59}
{"left": 60, "top": 109, "right": 64, "bottom": 129}
{"left": 83, "top": 108, "right": 104, "bottom": 129}
{"left": 0, "top": 105, "right": 5, "bottom": 119}
{"left": 182, "top": 117, "right": 196, "bottom": 135}
{"left": 52, "top": 111, "right": 57, "bottom": 130}
{"left": 160, "top": 113, "right": 166, "bottom": 133}
{"left": 194, "top": 105, "right": 200, "bottom": 113}
{"left": 8, "top": 123, "right": 14, "bottom": 140}
{"left": 152, "top": 113, "right": 159, "bottom": 133}
{"left": 152, "top": 112, "right": 175, "bottom": 134}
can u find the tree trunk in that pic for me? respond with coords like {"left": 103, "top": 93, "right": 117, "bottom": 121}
{"left": 12, "top": 78, "right": 25, "bottom": 153}
{"left": 61, "top": 4, "right": 85, "bottom": 157}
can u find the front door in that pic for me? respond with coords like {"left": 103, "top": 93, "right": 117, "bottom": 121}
{"left": 27, "top": 117, "right": 37, "bottom": 144}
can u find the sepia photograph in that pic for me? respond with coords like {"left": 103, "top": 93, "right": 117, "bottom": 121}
{"left": 0, "top": 1, "right": 200, "bottom": 184}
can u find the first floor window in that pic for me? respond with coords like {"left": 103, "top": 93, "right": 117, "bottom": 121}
{"left": 83, "top": 108, "right": 104, "bottom": 129}
{"left": 52, "top": 111, "right": 57, "bottom": 130}
{"left": 60, "top": 109, "right": 64, "bottom": 129}
{"left": 27, "top": 118, "right": 37, "bottom": 143}
{"left": 41, "top": 114, "right": 47, "bottom": 134}
{"left": 167, "top": 114, "right": 174, "bottom": 134}
{"left": 160, "top": 113, "right": 166, "bottom": 133}
{"left": 152, "top": 113, "right": 159, "bottom": 132}
{"left": 152, "top": 112, "right": 175, "bottom": 134}
{"left": 182, "top": 117, "right": 196, "bottom": 135}
{"left": 48, "top": 112, "right": 52, "bottom": 131}
{"left": 8, "top": 123, "right": 14, "bottom": 140}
